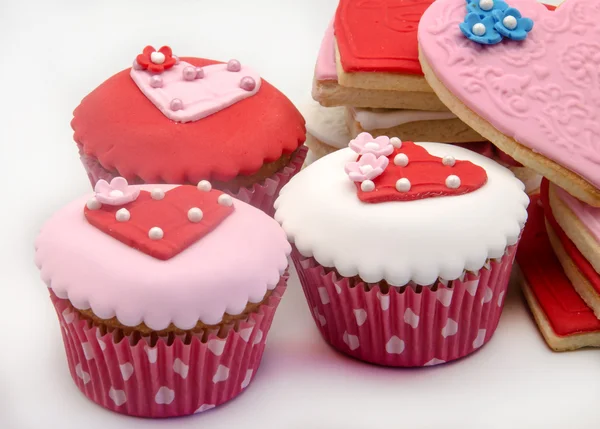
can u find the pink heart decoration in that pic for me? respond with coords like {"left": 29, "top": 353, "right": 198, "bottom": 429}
{"left": 419, "top": 0, "right": 600, "bottom": 198}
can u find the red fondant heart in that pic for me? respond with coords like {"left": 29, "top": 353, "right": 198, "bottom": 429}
{"left": 356, "top": 142, "right": 487, "bottom": 203}
{"left": 84, "top": 186, "right": 234, "bottom": 260}
{"left": 516, "top": 193, "right": 600, "bottom": 336}
{"left": 335, "top": 0, "right": 435, "bottom": 74}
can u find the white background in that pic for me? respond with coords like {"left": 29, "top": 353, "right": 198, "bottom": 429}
{"left": 2, "top": 0, "right": 598, "bottom": 428}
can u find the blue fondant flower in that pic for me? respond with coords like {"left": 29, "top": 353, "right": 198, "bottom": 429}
{"left": 466, "top": 0, "right": 508, "bottom": 18}
{"left": 493, "top": 7, "right": 533, "bottom": 40}
{"left": 459, "top": 13, "right": 502, "bottom": 45}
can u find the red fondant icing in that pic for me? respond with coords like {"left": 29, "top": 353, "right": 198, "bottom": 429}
{"left": 356, "top": 142, "right": 487, "bottom": 203}
{"left": 516, "top": 194, "right": 600, "bottom": 336}
{"left": 72, "top": 58, "right": 305, "bottom": 183}
{"left": 136, "top": 46, "right": 177, "bottom": 73}
{"left": 541, "top": 179, "right": 600, "bottom": 295}
{"left": 84, "top": 186, "right": 234, "bottom": 260}
{"left": 334, "top": 0, "right": 434, "bottom": 75}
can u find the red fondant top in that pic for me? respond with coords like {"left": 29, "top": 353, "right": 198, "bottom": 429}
{"left": 516, "top": 192, "right": 600, "bottom": 336}
{"left": 352, "top": 141, "right": 487, "bottom": 204}
{"left": 85, "top": 185, "right": 234, "bottom": 260}
{"left": 334, "top": 0, "right": 434, "bottom": 75}
{"left": 541, "top": 180, "right": 600, "bottom": 295}
{"left": 72, "top": 58, "right": 306, "bottom": 183}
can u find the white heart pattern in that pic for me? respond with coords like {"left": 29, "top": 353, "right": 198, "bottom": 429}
{"left": 334, "top": 284, "right": 342, "bottom": 294}
{"left": 119, "top": 363, "right": 134, "bottom": 381}
{"left": 342, "top": 331, "right": 360, "bottom": 351}
{"left": 424, "top": 358, "right": 446, "bottom": 366}
{"left": 207, "top": 339, "right": 226, "bottom": 356}
{"left": 253, "top": 329, "right": 264, "bottom": 345}
{"left": 108, "top": 387, "right": 127, "bottom": 406}
{"left": 497, "top": 291, "right": 505, "bottom": 307}
{"left": 473, "top": 329, "right": 487, "bottom": 349}
{"left": 353, "top": 309, "right": 368, "bottom": 327}
{"left": 385, "top": 336, "right": 405, "bottom": 355}
{"left": 318, "top": 287, "right": 330, "bottom": 304}
{"left": 441, "top": 318, "right": 459, "bottom": 338}
{"left": 95, "top": 329, "right": 106, "bottom": 351}
{"left": 481, "top": 287, "right": 493, "bottom": 305}
{"left": 145, "top": 347, "right": 158, "bottom": 364}
{"left": 212, "top": 365, "right": 230, "bottom": 383}
{"left": 81, "top": 342, "right": 94, "bottom": 361}
{"left": 314, "top": 307, "right": 327, "bottom": 326}
{"left": 378, "top": 293, "right": 390, "bottom": 311}
{"left": 464, "top": 279, "right": 480, "bottom": 296}
{"left": 241, "top": 369, "right": 254, "bottom": 389}
{"left": 75, "top": 363, "right": 90, "bottom": 384}
{"left": 154, "top": 386, "right": 175, "bottom": 405}
{"left": 62, "top": 308, "right": 75, "bottom": 324}
{"left": 403, "top": 308, "right": 420, "bottom": 329}
{"left": 436, "top": 289, "right": 453, "bottom": 307}
{"left": 173, "top": 358, "right": 189, "bottom": 379}
{"left": 239, "top": 327, "right": 253, "bottom": 342}
{"left": 195, "top": 404, "right": 216, "bottom": 414}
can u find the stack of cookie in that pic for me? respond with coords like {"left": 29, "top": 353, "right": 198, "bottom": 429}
{"left": 418, "top": 0, "right": 600, "bottom": 351}
{"left": 304, "top": 0, "right": 541, "bottom": 193}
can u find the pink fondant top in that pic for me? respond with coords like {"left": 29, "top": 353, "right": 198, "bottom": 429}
{"left": 35, "top": 185, "right": 290, "bottom": 330}
{"left": 130, "top": 61, "right": 261, "bottom": 123}
{"left": 315, "top": 19, "right": 338, "bottom": 81}
{"left": 556, "top": 186, "right": 600, "bottom": 244}
{"left": 418, "top": 0, "right": 600, "bottom": 188}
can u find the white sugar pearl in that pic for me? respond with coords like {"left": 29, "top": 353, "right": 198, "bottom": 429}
{"left": 86, "top": 198, "right": 102, "bottom": 210}
{"left": 218, "top": 194, "right": 233, "bottom": 207}
{"left": 109, "top": 190, "right": 124, "bottom": 198}
{"left": 479, "top": 0, "right": 494, "bottom": 11}
{"left": 115, "top": 208, "right": 130, "bottom": 222}
{"left": 446, "top": 175, "right": 461, "bottom": 189}
{"left": 361, "top": 180, "right": 375, "bottom": 192}
{"left": 503, "top": 15, "right": 518, "bottom": 30}
{"left": 150, "top": 51, "right": 165, "bottom": 64}
{"left": 396, "top": 178, "right": 411, "bottom": 192}
{"left": 151, "top": 188, "right": 165, "bottom": 200}
{"left": 390, "top": 137, "right": 402, "bottom": 148}
{"left": 188, "top": 207, "right": 203, "bottom": 223}
{"left": 364, "top": 142, "right": 380, "bottom": 151}
{"left": 472, "top": 23, "right": 486, "bottom": 36}
{"left": 148, "top": 227, "right": 164, "bottom": 240}
{"left": 197, "top": 180, "right": 212, "bottom": 192}
{"left": 394, "top": 153, "right": 409, "bottom": 167}
{"left": 442, "top": 155, "right": 456, "bottom": 167}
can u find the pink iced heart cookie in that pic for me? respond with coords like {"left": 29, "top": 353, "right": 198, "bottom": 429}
{"left": 418, "top": 0, "right": 600, "bottom": 206}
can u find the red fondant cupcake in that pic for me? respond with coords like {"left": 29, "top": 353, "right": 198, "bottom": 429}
{"left": 73, "top": 45, "right": 306, "bottom": 216}
{"left": 275, "top": 133, "right": 529, "bottom": 366}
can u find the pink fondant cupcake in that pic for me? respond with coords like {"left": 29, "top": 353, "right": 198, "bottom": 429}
{"left": 35, "top": 178, "right": 290, "bottom": 417}
{"left": 72, "top": 45, "right": 306, "bottom": 216}
{"left": 275, "top": 133, "right": 529, "bottom": 366}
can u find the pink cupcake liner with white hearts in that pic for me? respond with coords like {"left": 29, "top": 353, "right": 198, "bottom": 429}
{"left": 51, "top": 279, "right": 286, "bottom": 418}
{"left": 292, "top": 246, "right": 517, "bottom": 367}
{"left": 78, "top": 145, "right": 307, "bottom": 217}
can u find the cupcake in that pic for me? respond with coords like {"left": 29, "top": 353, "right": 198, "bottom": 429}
{"left": 35, "top": 178, "right": 290, "bottom": 417}
{"left": 73, "top": 45, "right": 306, "bottom": 216}
{"left": 274, "top": 133, "right": 528, "bottom": 366}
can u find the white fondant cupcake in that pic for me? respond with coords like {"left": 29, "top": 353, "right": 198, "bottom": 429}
{"left": 35, "top": 178, "right": 290, "bottom": 417}
{"left": 275, "top": 133, "right": 529, "bottom": 366}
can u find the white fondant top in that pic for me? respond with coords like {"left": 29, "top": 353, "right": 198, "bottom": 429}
{"left": 302, "top": 100, "right": 350, "bottom": 149}
{"left": 274, "top": 143, "right": 529, "bottom": 286}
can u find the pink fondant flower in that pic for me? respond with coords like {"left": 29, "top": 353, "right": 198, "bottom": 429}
{"left": 135, "top": 46, "right": 177, "bottom": 73}
{"left": 345, "top": 153, "right": 389, "bottom": 182}
{"left": 349, "top": 132, "right": 394, "bottom": 157}
{"left": 94, "top": 177, "right": 140, "bottom": 205}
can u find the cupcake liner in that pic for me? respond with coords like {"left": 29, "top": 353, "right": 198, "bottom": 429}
{"left": 50, "top": 277, "right": 287, "bottom": 418}
{"left": 78, "top": 145, "right": 307, "bottom": 217}
{"left": 292, "top": 246, "right": 517, "bottom": 367}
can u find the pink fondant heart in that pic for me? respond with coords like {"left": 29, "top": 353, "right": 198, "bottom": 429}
{"left": 419, "top": 0, "right": 600, "bottom": 189}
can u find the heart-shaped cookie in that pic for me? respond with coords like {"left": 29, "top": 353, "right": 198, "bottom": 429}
{"left": 418, "top": 0, "right": 600, "bottom": 206}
